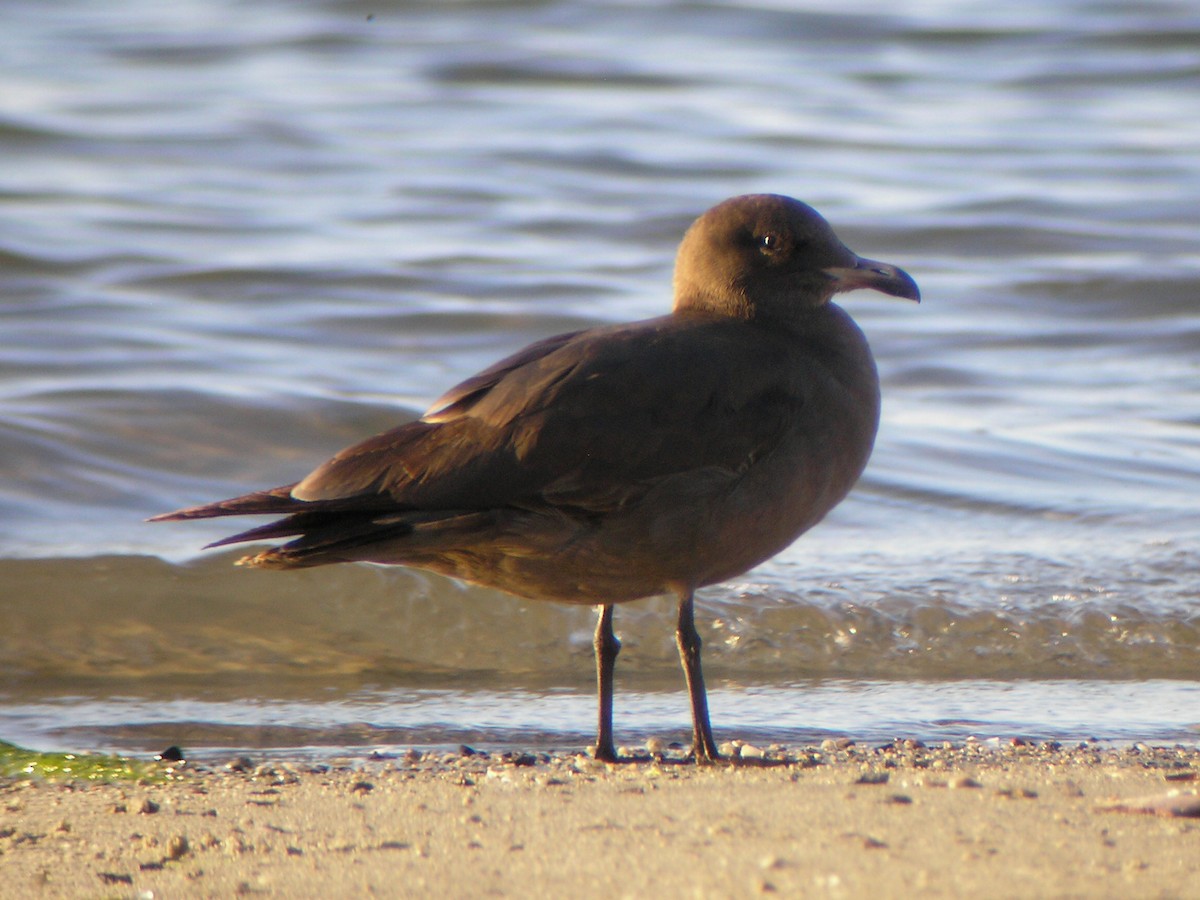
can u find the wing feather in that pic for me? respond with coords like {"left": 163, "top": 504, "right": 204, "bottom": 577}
{"left": 291, "top": 314, "right": 805, "bottom": 514}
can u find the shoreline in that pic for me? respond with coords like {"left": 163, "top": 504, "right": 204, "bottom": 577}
{"left": 3, "top": 741, "right": 1199, "bottom": 898}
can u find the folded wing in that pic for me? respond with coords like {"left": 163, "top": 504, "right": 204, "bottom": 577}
{"left": 153, "top": 313, "right": 807, "bottom": 554}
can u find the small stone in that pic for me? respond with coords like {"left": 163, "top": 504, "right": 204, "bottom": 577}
{"left": 950, "top": 775, "right": 982, "bottom": 790}
{"left": 166, "top": 834, "right": 189, "bottom": 860}
{"left": 856, "top": 771, "right": 889, "bottom": 785}
{"left": 573, "top": 754, "right": 605, "bottom": 773}
{"left": 139, "top": 799, "right": 160, "bottom": 815}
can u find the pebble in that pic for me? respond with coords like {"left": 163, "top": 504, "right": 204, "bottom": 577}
{"left": 166, "top": 834, "right": 189, "bottom": 861}
{"left": 572, "top": 755, "right": 606, "bottom": 773}
{"left": 821, "top": 738, "right": 855, "bottom": 752}
{"left": 856, "top": 771, "right": 889, "bottom": 785}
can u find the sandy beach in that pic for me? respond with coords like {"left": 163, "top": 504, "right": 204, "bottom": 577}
{"left": 3, "top": 740, "right": 1198, "bottom": 899}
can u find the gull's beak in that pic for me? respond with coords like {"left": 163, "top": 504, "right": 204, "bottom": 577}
{"left": 825, "top": 256, "right": 921, "bottom": 302}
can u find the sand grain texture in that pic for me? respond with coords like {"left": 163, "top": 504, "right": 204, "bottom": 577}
{"left": 2, "top": 743, "right": 1198, "bottom": 899}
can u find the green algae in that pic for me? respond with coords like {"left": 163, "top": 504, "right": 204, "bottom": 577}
{"left": 0, "top": 740, "right": 167, "bottom": 783}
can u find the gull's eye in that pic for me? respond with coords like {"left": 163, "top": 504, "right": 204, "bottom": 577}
{"left": 758, "top": 233, "right": 783, "bottom": 254}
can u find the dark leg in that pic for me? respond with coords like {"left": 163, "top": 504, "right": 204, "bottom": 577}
{"left": 676, "top": 590, "right": 721, "bottom": 764}
{"left": 593, "top": 603, "right": 620, "bottom": 762}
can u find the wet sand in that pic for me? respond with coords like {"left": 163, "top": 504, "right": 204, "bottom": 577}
{"left": 3, "top": 740, "right": 1198, "bottom": 899}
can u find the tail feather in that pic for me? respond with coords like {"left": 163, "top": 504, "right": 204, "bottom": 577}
{"left": 153, "top": 484, "right": 498, "bottom": 572}
{"left": 236, "top": 510, "right": 496, "bottom": 570}
{"left": 203, "top": 514, "right": 319, "bottom": 549}
{"left": 150, "top": 483, "right": 401, "bottom": 526}
{"left": 148, "top": 484, "right": 301, "bottom": 521}
{"left": 236, "top": 515, "right": 418, "bottom": 569}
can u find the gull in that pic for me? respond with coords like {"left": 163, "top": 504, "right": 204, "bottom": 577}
{"left": 152, "top": 194, "right": 919, "bottom": 763}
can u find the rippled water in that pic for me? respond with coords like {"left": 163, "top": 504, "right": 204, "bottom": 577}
{"left": 2, "top": 0, "right": 1198, "bottom": 756}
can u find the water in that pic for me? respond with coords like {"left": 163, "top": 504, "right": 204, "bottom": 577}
{"left": 2, "top": 0, "right": 1199, "bottom": 757}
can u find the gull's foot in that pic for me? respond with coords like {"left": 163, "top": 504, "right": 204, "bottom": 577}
{"left": 589, "top": 743, "right": 627, "bottom": 764}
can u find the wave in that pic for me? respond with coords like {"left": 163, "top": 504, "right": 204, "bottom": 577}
{"left": 2, "top": 554, "right": 1196, "bottom": 692}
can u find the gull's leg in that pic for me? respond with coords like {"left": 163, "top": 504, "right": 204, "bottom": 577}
{"left": 593, "top": 603, "right": 620, "bottom": 762}
{"left": 676, "top": 590, "right": 721, "bottom": 764}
